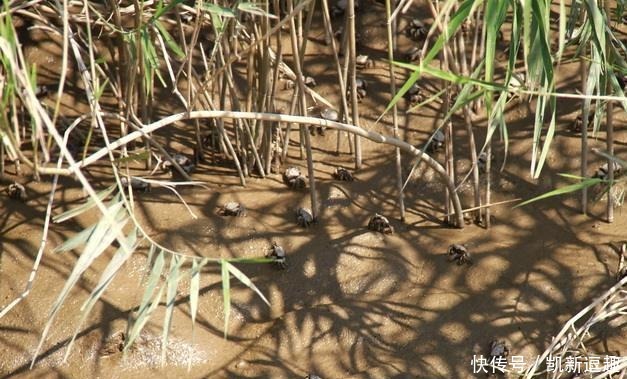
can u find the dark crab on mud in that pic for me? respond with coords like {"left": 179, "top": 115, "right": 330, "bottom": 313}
{"left": 120, "top": 176, "right": 151, "bottom": 193}
{"left": 406, "top": 19, "right": 428, "bottom": 40}
{"left": 163, "top": 153, "right": 195, "bottom": 175}
{"left": 447, "top": 244, "right": 472, "bottom": 265}
{"left": 356, "top": 54, "right": 374, "bottom": 69}
{"left": 593, "top": 161, "right": 623, "bottom": 181}
{"left": 347, "top": 77, "right": 367, "bottom": 102}
{"left": 368, "top": 213, "right": 394, "bottom": 234}
{"left": 405, "top": 83, "right": 423, "bottom": 105}
{"left": 283, "top": 166, "right": 307, "bottom": 189}
{"left": 219, "top": 201, "right": 246, "bottom": 217}
{"left": 428, "top": 129, "right": 445, "bottom": 153}
{"left": 314, "top": 107, "right": 339, "bottom": 135}
{"left": 489, "top": 339, "right": 510, "bottom": 359}
{"left": 7, "top": 182, "right": 26, "bottom": 201}
{"left": 266, "top": 242, "right": 287, "bottom": 269}
{"left": 296, "top": 207, "right": 314, "bottom": 227}
{"left": 333, "top": 166, "right": 354, "bottom": 181}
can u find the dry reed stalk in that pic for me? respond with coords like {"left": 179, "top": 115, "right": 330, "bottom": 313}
{"left": 71, "top": 110, "right": 466, "bottom": 227}
{"left": 320, "top": 0, "right": 352, "bottom": 154}
{"left": 385, "top": 0, "right": 405, "bottom": 221}
{"left": 287, "top": 0, "right": 319, "bottom": 219}
{"left": 347, "top": 0, "right": 361, "bottom": 169}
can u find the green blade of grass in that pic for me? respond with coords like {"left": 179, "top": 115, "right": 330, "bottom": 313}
{"left": 515, "top": 178, "right": 603, "bottom": 207}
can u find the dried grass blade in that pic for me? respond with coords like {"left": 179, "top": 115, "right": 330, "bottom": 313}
{"left": 221, "top": 259, "right": 231, "bottom": 339}
{"left": 225, "top": 261, "right": 270, "bottom": 306}
{"left": 52, "top": 185, "right": 116, "bottom": 223}
{"left": 63, "top": 227, "right": 140, "bottom": 362}
{"left": 125, "top": 249, "right": 166, "bottom": 349}
{"left": 161, "top": 254, "right": 184, "bottom": 365}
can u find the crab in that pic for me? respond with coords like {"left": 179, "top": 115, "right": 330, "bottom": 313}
{"left": 347, "top": 77, "right": 367, "bottom": 102}
{"left": 163, "top": 153, "right": 195, "bottom": 175}
{"left": 220, "top": 201, "right": 246, "bottom": 217}
{"left": 368, "top": 213, "right": 394, "bottom": 234}
{"left": 447, "top": 244, "right": 472, "bottom": 265}
{"left": 405, "top": 46, "right": 421, "bottom": 62}
{"left": 593, "top": 161, "right": 623, "bottom": 181}
{"left": 478, "top": 151, "right": 494, "bottom": 173}
{"left": 283, "top": 166, "right": 307, "bottom": 189}
{"left": 100, "top": 331, "right": 125, "bottom": 357}
{"left": 405, "top": 83, "right": 423, "bottom": 105}
{"left": 314, "top": 107, "right": 339, "bottom": 135}
{"left": 333, "top": 166, "right": 354, "bottom": 182}
{"left": 406, "top": 19, "right": 428, "bottom": 40}
{"left": 428, "top": 129, "right": 445, "bottom": 153}
{"left": 7, "top": 182, "right": 26, "bottom": 201}
{"left": 120, "top": 176, "right": 151, "bottom": 193}
{"left": 356, "top": 54, "right": 374, "bottom": 69}
{"left": 304, "top": 375, "right": 322, "bottom": 379}
{"left": 331, "top": 0, "right": 359, "bottom": 18}
{"left": 284, "top": 76, "right": 316, "bottom": 89}
{"left": 266, "top": 242, "right": 287, "bottom": 269}
{"left": 296, "top": 207, "right": 314, "bottom": 227}
{"left": 489, "top": 339, "right": 510, "bottom": 359}
{"left": 569, "top": 112, "right": 594, "bottom": 133}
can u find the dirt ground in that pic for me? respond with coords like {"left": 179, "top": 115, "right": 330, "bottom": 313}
{"left": 1, "top": 1, "right": 626, "bottom": 378}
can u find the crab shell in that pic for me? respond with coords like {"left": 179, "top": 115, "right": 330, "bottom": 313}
{"left": 165, "top": 153, "right": 195, "bottom": 174}
{"left": 368, "top": 214, "right": 394, "bottom": 234}
{"left": 296, "top": 207, "right": 314, "bottom": 227}
{"left": 267, "top": 243, "right": 287, "bottom": 269}
{"left": 284, "top": 166, "right": 301, "bottom": 180}
{"left": 489, "top": 340, "right": 510, "bottom": 358}
{"left": 222, "top": 201, "right": 246, "bottom": 216}
{"left": 356, "top": 55, "right": 373, "bottom": 68}
{"left": 320, "top": 108, "right": 339, "bottom": 122}
{"left": 7, "top": 182, "right": 26, "bottom": 201}
{"left": 333, "top": 167, "right": 354, "bottom": 181}
{"left": 407, "top": 19, "right": 427, "bottom": 39}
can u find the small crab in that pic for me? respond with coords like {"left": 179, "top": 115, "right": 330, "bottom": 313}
{"left": 331, "top": 0, "right": 359, "bottom": 18}
{"left": 569, "top": 112, "right": 594, "bottom": 133}
{"left": 406, "top": 19, "right": 428, "bottom": 40}
{"left": 7, "top": 182, "right": 26, "bottom": 201}
{"left": 356, "top": 54, "right": 374, "bottom": 69}
{"left": 489, "top": 339, "right": 510, "bottom": 359}
{"left": 593, "top": 161, "right": 623, "bottom": 181}
{"left": 405, "top": 83, "right": 423, "bottom": 105}
{"left": 428, "top": 129, "right": 445, "bottom": 153}
{"left": 333, "top": 166, "right": 354, "bottom": 182}
{"left": 266, "top": 242, "right": 287, "bottom": 269}
{"left": 296, "top": 207, "right": 314, "bottom": 227}
{"left": 368, "top": 213, "right": 394, "bottom": 234}
{"left": 284, "top": 166, "right": 307, "bottom": 189}
{"left": 347, "top": 77, "right": 367, "bottom": 102}
{"left": 447, "top": 244, "right": 472, "bottom": 265}
{"left": 220, "top": 201, "right": 246, "bottom": 217}
{"left": 100, "top": 331, "right": 125, "bottom": 357}
{"left": 163, "top": 153, "right": 195, "bottom": 175}
{"left": 477, "top": 151, "right": 494, "bottom": 173}
{"left": 120, "top": 176, "right": 151, "bottom": 193}
{"left": 314, "top": 107, "right": 339, "bottom": 136}
{"left": 405, "top": 46, "right": 421, "bottom": 62}
{"left": 305, "top": 374, "right": 322, "bottom": 379}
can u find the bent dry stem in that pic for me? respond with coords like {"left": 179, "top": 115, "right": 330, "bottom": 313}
{"left": 72, "top": 110, "right": 465, "bottom": 227}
